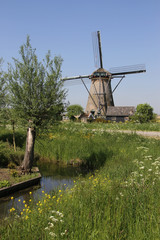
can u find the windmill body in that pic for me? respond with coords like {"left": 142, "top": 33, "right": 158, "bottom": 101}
{"left": 62, "top": 31, "right": 146, "bottom": 119}
{"left": 85, "top": 68, "right": 114, "bottom": 116}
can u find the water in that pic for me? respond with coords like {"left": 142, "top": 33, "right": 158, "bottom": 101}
{"left": 0, "top": 163, "right": 83, "bottom": 220}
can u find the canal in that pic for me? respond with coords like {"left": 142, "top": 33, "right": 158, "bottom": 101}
{"left": 0, "top": 163, "right": 83, "bottom": 220}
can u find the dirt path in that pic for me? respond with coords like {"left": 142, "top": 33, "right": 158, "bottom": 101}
{"left": 106, "top": 130, "right": 160, "bottom": 139}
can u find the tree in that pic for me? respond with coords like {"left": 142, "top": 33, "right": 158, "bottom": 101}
{"left": 67, "top": 104, "right": 83, "bottom": 119}
{"left": 132, "top": 103, "right": 154, "bottom": 123}
{"left": 0, "top": 58, "right": 7, "bottom": 112}
{"left": 8, "top": 36, "right": 66, "bottom": 170}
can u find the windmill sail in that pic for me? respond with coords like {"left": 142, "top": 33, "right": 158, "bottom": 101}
{"left": 110, "top": 64, "right": 146, "bottom": 76}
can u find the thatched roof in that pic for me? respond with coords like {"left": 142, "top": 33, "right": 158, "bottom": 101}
{"left": 106, "top": 106, "right": 135, "bottom": 117}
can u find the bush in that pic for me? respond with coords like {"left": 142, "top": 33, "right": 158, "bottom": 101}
{"left": 131, "top": 103, "right": 154, "bottom": 123}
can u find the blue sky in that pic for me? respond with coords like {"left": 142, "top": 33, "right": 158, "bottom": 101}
{"left": 1, "top": 0, "right": 160, "bottom": 114}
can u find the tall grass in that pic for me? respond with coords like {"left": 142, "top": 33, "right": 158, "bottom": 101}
{"left": 35, "top": 122, "right": 160, "bottom": 168}
{"left": 0, "top": 122, "right": 160, "bottom": 239}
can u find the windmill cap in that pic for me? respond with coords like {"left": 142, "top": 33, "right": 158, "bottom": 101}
{"left": 91, "top": 68, "right": 111, "bottom": 78}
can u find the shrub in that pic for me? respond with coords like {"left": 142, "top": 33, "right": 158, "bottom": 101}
{"left": 131, "top": 103, "right": 154, "bottom": 123}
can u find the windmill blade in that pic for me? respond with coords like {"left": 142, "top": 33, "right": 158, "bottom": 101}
{"left": 92, "top": 31, "right": 100, "bottom": 69}
{"left": 110, "top": 64, "right": 146, "bottom": 76}
{"left": 97, "top": 31, "right": 103, "bottom": 69}
{"left": 63, "top": 78, "right": 90, "bottom": 87}
{"left": 61, "top": 75, "right": 90, "bottom": 81}
{"left": 92, "top": 31, "right": 103, "bottom": 69}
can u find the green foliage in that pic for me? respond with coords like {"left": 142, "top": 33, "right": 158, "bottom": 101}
{"left": 132, "top": 103, "right": 154, "bottom": 123}
{"left": 0, "top": 130, "right": 160, "bottom": 239}
{"left": 0, "top": 140, "right": 24, "bottom": 167}
{"left": 67, "top": 104, "right": 83, "bottom": 119}
{"left": 7, "top": 36, "right": 66, "bottom": 128}
{"left": 0, "top": 180, "right": 10, "bottom": 188}
{"left": 0, "top": 58, "right": 8, "bottom": 122}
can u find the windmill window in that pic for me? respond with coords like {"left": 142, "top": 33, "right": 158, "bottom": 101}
{"left": 93, "top": 72, "right": 107, "bottom": 77}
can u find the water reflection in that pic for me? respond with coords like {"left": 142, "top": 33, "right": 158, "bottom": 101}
{"left": 0, "top": 163, "right": 82, "bottom": 219}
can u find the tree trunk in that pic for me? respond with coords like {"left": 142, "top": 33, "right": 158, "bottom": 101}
{"left": 21, "top": 127, "right": 36, "bottom": 171}
{"left": 12, "top": 120, "right": 16, "bottom": 152}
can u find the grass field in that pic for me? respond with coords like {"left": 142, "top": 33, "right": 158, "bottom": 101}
{"left": 0, "top": 122, "right": 160, "bottom": 239}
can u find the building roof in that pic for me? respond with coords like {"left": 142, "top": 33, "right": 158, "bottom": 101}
{"left": 106, "top": 106, "right": 135, "bottom": 116}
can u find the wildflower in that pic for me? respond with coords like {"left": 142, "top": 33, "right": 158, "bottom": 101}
{"left": 119, "top": 192, "right": 124, "bottom": 197}
{"left": 42, "top": 190, "right": 45, "bottom": 193}
{"left": 23, "top": 200, "right": 25, "bottom": 204}
{"left": 29, "top": 199, "right": 32, "bottom": 202}
{"left": 25, "top": 216, "right": 29, "bottom": 220}
{"left": 25, "top": 204, "right": 28, "bottom": 208}
{"left": 11, "top": 197, "right": 14, "bottom": 200}
{"left": 50, "top": 216, "right": 58, "bottom": 222}
{"left": 48, "top": 222, "right": 54, "bottom": 228}
{"left": 139, "top": 166, "right": 144, "bottom": 170}
{"left": 49, "top": 232, "right": 57, "bottom": 237}
{"left": 29, "top": 192, "right": 32, "bottom": 195}
{"left": 21, "top": 212, "right": 23, "bottom": 215}
{"left": 148, "top": 169, "right": 152, "bottom": 172}
{"left": 18, "top": 199, "right": 21, "bottom": 202}
{"left": 45, "top": 227, "right": 49, "bottom": 230}
{"left": 59, "top": 190, "right": 62, "bottom": 193}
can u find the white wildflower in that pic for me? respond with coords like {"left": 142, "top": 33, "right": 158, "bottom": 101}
{"left": 48, "top": 222, "right": 54, "bottom": 228}
{"left": 148, "top": 169, "right": 152, "bottom": 172}
{"left": 49, "top": 232, "right": 57, "bottom": 237}
{"left": 50, "top": 217, "right": 58, "bottom": 222}
{"left": 139, "top": 166, "right": 144, "bottom": 170}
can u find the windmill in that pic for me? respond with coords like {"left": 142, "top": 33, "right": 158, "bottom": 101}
{"left": 62, "top": 31, "right": 146, "bottom": 117}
